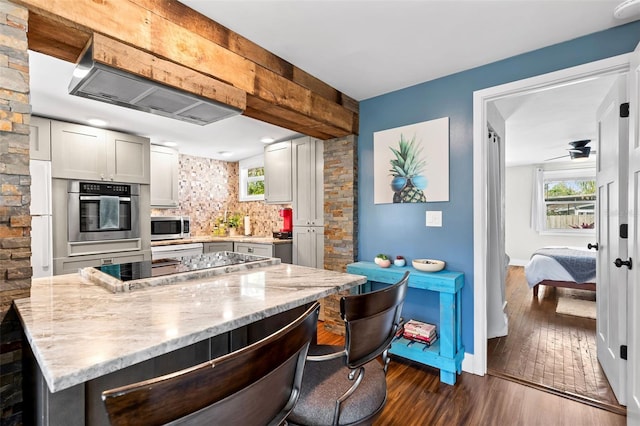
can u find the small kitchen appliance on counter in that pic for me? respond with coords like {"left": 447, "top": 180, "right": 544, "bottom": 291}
{"left": 150, "top": 216, "right": 190, "bottom": 241}
{"left": 274, "top": 208, "right": 293, "bottom": 239}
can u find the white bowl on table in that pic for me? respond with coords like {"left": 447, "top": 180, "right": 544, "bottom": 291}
{"left": 412, "top": 259, "right": 445, "bottom": 272}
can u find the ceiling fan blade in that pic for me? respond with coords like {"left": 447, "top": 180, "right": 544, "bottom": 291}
{"left": 569, "top": 139, "right": 591, "bottom": 149}
{"left": 545, "top": 154, "right": 570, "bottom": 161}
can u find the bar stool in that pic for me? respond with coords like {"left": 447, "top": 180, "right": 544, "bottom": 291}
{"left": 288, "top": 272, "right": 409, "bottom": 426}
{"left": 102, "top": 302, "right": 320, "bottom": 426}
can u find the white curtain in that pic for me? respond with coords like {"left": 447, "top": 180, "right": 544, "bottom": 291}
{"left": 530, "top": 167, "right": 545, "bottom": 232}
{"left": 487, "top": 129, "right": 508, "bottom": 339}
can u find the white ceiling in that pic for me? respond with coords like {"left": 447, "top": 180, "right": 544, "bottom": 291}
{"left": 495, "top": 74, "right": 619, "bottom": 167}
{"left": 29, "top": 0, "right": 639, "bottom": 162}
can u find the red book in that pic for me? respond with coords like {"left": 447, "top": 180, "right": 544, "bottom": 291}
{"left": 403, "top": 331, "right": 438, "bottom": 344}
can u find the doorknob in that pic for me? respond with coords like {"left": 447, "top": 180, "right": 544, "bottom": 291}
{"left": 588, "top": 243, "right": 599, "bottom": 250}
{"left": 614, "top": 258, "right": 632, "bottom": 269}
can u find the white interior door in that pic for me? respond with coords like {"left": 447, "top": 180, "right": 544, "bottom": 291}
{"left": 595, "top": 74, "right": 628, "bottom": 405}
{"left": 626, "top": 41, "right": 640, "bottom": 426}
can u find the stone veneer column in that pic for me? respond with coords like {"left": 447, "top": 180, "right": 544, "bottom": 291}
{"left": 322, "top": 135, "right": 358, "bottom": 335}
{"left": 0, "top": 1, "right": 31, "bottom": 424}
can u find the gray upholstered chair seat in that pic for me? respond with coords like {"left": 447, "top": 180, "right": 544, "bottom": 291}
{"left": 288, "top": 345, "right": 387, "bottom": 426}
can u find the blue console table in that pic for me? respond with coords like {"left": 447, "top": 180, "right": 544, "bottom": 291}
{"left": 346, "top": 261, "right": 464, "bottom": 385}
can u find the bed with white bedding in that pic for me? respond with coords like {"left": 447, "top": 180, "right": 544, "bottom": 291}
{"left": 524, "top": 246, "right": 596, "bottom": 297}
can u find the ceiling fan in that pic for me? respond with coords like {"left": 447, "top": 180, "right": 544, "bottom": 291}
{"left": 545, "top": 139, "right": 595, "bottom": 161}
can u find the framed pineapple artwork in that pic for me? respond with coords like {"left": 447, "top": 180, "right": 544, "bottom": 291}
{"left": 373, "top": 117, "right": 449, "bottom": 204}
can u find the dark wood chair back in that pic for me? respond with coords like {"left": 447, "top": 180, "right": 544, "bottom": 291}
{"left": 341, "top": 271, "right": 409, "bottom": 369}
{"left": 102, "top": 302, "right": 320, "bottom": 426}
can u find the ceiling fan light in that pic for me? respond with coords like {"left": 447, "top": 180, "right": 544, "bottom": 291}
{"left": 570, "top": 149, "right": 590, "bottom": 161}
{"left": 614, "top": 0, "right": 640, "bottom": 19}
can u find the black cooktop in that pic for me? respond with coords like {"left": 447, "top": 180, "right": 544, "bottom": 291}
{"left": 97, "top": 251, "right": 266, "bottom": 282}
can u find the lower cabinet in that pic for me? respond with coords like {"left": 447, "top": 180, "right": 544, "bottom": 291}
{"left": 233, "top": 242, "right": 292, "bottom": 264}
{"left": 203, "top": 242, "right": 234, "bottom": 253}
{"left": 54, "top": 250, "right": 150, "bottom": 275}
{"left": 293, "top": 226, "right": 324, "bottom": 268}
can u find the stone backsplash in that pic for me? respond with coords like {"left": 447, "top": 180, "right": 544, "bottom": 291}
{"left": 151, "top": 153, "right": 290, "bottom": 237}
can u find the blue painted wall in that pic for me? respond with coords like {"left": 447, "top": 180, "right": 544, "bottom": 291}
{"left": 358, "top": 21, "right": 640, "bottom": 354}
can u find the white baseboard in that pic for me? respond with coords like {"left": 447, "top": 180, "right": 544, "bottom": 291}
{"left": 509, "top": 258, "right": 528, "bottom": 267}
{"left": 462, "top": 352, "right": 484, "bottom": 376}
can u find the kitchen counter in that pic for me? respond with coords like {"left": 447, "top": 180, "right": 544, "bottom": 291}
{"left": 15, "top": 263, "right": 365, "bottom": 393}
{"left": 151, "top": 235, "right": 292, "bottom": 246}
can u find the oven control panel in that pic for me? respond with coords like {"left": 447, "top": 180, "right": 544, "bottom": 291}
{"left": 79, "top": 182, "right": 131, "bottom": 196}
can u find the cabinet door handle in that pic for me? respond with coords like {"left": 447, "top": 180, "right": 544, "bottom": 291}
{"left": 248, "top": 247, "right": 254, "bottom": 253}
{"left": 588, "top": 242, "right": 598, "bottom": 250}
{"left": 101, "top": 258, "right": 113, "bottom": 265}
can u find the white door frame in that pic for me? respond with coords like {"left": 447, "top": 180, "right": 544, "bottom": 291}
{"left": 470, "top": 53, "right": 631, "bottom": 376}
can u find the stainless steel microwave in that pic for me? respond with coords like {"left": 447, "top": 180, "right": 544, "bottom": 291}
{"left": 150, "top": 216, "right": 191, "bottom": 241}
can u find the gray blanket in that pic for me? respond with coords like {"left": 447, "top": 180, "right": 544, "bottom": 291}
{"left": 533, "top": 248, "right": 596, "bottom": 283}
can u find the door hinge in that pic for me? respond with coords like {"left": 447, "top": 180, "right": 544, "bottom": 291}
{"left": 620, "top": 102, "right": 630, "bottom": 118}
{"left": 620, "top": 224, "right": 628, "bottom": 239}
{"left": 621, "top": 345, "right": 628, "bottom": 361}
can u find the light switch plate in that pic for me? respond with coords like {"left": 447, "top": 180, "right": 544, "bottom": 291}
{"left": 426, "top": 210, "right": 442, "bottom": 227}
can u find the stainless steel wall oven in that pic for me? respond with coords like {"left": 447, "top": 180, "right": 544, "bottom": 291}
{"left": 68, "top": 181, "right": 140, "bottom": 242}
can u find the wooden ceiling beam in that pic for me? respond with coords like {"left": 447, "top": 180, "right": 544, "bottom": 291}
{"left": 245, "top": 95, "right": 349, "bottom": 140}
{"left": 92, "top": 33, "right": 246, "bottom": 111}
{"left": 27, "top": 12, "right": 90, "bottom": 62}
{"left": 130, "top": 0, "right": 359, "bottom": 115}
{"left": 15, "top": 0, "right": 359, "bottom": 138}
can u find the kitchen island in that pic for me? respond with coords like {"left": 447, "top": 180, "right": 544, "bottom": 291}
{"left": 15, "top": 259, "right": 365, "bottom": 425}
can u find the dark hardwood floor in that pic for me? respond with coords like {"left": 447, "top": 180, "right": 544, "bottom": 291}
{"left": 317, "top": 314, "right": 626, "bottom": 425}
{"left": 487, "top": 266, "right": 623, "bottom": 412}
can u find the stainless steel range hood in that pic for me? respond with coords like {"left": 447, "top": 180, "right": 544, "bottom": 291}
{"left": 68, "top": 44, "right": 243, "bottom": 126}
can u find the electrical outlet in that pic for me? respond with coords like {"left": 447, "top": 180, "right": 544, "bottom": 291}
{"left": 426, "top": 210, "right": 442, "bottom": 227}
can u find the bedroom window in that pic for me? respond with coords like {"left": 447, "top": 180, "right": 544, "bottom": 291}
{"left": 537, "top": 168, "right": 596, "bottom": 234}
{"left": 239, "top": 155, "right": 265, "bottom": 202}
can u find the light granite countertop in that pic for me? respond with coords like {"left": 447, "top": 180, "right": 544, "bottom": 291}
{"left": 14, "top": 264, "right": 365, "bottom": 393}
{"left": 151, "top": 235, "right": 292, "bottom": 246}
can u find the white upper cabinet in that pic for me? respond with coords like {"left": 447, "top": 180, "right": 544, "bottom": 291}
{"left": 264, "top": 140, "right": 292, "bottom": 204}
{"left": 29, "top": 116, "right": 51, "bottom": 161}
{"left": 293, "top": 137, "right": 324, "bottom": 226}
{"left": 51, "top": 120, "right": 107, "bottom": 180}
{"left": 108, "top": 130, "right": 151, "bottom": 184}
{"left": 51, "top": 120, "right": 150, "bottom": 183}
{"left": 150, "top": 145, "right": 179, "bottom": 207}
